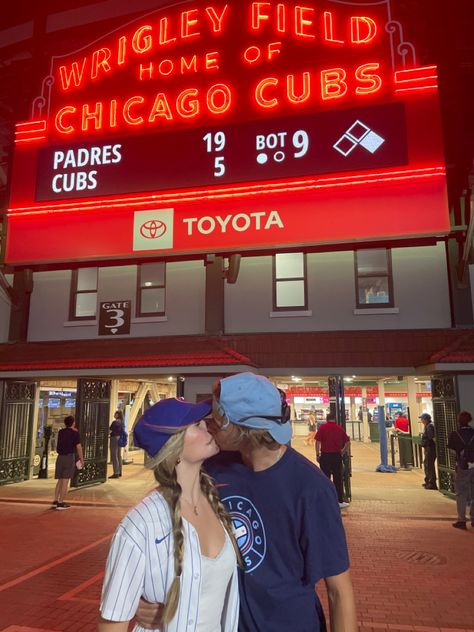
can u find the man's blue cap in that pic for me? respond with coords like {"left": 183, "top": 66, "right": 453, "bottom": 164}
{"left": 134, "top": 398, "right": 212, "bottom": 458}
{"left": 219, "top": 372, "right": 292, "bottom": 444}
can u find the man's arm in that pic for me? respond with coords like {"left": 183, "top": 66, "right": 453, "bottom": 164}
{"left": 135, "top": 599, "right": 164, "bottom": 630}
{"left": 98, "top": 618, "right": 130, "bottom": 631}
{"left": 323, "top": 569, "right": 357, "bottom": 632}
{"left": 316, "top": 440, "right": 322, "bottom": 461}
{"left": 75, "top": 442, "right": 84, "bottom": 465}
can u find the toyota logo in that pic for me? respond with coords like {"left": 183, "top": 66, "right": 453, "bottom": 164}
{"left": 139, "top": 219, "right": 167, "bottom": 239}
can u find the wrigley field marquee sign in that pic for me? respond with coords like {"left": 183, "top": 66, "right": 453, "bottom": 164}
{"left": 5, "top": 0, "right": 449, "bottom": 266}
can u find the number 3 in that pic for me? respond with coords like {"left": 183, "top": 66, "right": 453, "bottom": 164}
{"left": 106, "top": 309, "right": 124, "bottom": 329}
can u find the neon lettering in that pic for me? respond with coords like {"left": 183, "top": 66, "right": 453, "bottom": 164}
{"left": 295, "top": 6, "right": 315, "bottom": 39}
{"left": 277, "top": 4, "right": 286, "bottom": 33}
{"left": 287, "top": 72, "right": 311, "bottom": 103}
{"left": 176, "top": 88, "right": 200, "bottom": 118}
{"left": 158, "top": 59, "right": 174, "bottom": 76}
{"left": 132, "top": 25, "right": 153, "bottom": 54}
{"left": 255, "top": 78, "right": 279, "bottom": 108}
{"left": 251, "top": 3, "right": 271, "bottom": 30}
{"left": 207, "top": 83, "right": 232, "bottom": 114}
{"left": 181, "top": 55, "right": 198, "bottom": 73}
{"left": 117, "top": 36, "right": 127, "bottom": 65}
{"left": 205, "top": 51, "right": 220, "bottom": 70}
{"left": 181, "top": 10, "right": 200, "bottom": 38}
{"left": 244, "top": 46, "right": 261, "bottom": 64}
{"left": 355, "top": 62, "right": 382, "bottom": 94}
{"left": 321, "top": 68, "right": 348, "bottom": 100}
{"left": 205, "top": 5, "right": 229, "bottom": 32}
{"left": 59, "top": 58, "right": 87, "bottom": 91}
{"left": 123, "top": 96, "right": 145, "bottom": 125}
{"left": 91, "top": 48, "right": 112, "bottom": 80}
{"left": 149, "top": 93, "right": 174, "bottom": 122}
{"left": 323, "top": 11, "right": 344, "bottom": 44}
{"left": 140, "top": 62, "right": 154, "bottom": 80}
{"left": 159, "top": 17, "right": 176, "bottom": 45}
{"left": 55, "top": 107, "right": 76, "bottom": 134}
{"left": 351, "top": 16, "right": 377, "bottom": 44}
{"left": 81, "top": 102, "right": 103, "bottom": 131}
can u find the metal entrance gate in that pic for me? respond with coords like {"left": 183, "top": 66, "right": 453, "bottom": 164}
{"left": 431, "top": 375, "right": 458, "bottom": 496}
{"left": 72, "top": 378, "right": 111, "bottom": 487}
{"left": 0, "top": 381, "right": 36, "bottom": 486}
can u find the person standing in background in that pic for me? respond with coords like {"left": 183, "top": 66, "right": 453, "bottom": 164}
{"left": 52, "top": 415, "right": 83, "bottom": 510}
{"left": 419, "top": 413, "right": 437, "bottom": 490}
{"left": 316, "top": 414, "right": 351, "bottom": 509}
{"left": 393, "top": 411, "right": 409, "bottom": 433}
{"left": 304, "top": 409, "right": 317, "bottom": 446}
{"left": 448, "top": 410, "right": 474, "bottom": 530}
{"left": 109, "top": 410, "right": 124, "bottom": 479}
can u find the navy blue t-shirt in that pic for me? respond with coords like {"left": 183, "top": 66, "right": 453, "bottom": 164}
{"left": 56, "top": 427, "right": 81, "bottom": 455}
{"left": 206, "top": 448, "right": 350, "bottom": 632}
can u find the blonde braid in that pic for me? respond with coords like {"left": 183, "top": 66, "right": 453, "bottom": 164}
{"left": 151, "top": 432, "right": 186, "bottom": 625}
{"left": 200, "top": 471, "right": 243, "bottom": 565}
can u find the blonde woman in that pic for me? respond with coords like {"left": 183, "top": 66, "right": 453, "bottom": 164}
{"left": 99, "top": 398, "right": 239, "bottom": 632}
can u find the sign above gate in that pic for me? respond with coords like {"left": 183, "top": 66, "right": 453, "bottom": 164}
{"left": 5, "top": 0, "right": 450, "bottom": 266}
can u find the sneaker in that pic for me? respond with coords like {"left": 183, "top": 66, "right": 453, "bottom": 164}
{"left": 56, "top": 502, "right": 71, "bottom": 510}
{"left": 51, "top": 500, "right": 59, "bottom": 509}
{"left": 452, "top": 521, "right": 467, "bottom": 530}
{"left": 339, "top": 502, "right": 350, "bottom": 509}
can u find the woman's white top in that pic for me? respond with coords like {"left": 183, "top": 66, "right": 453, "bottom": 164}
{"left": 196, "top": 530, "right": 236, "bottom": 632}
{"left": 100, "top": 489, "right": 239, "bottom": 632}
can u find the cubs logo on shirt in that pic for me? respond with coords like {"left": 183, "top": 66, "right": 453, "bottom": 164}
{"left": 222, "top": 495, "right": 266, "bottom": 573}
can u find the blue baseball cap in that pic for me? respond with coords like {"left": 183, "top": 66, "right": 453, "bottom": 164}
{"left": 219, "top": 372, "right": 292, "bottom": 444}
{"left": 134, "top": 398, "right": 212, "bottom": 458}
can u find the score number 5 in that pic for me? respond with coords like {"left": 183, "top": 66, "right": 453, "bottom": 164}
{"left": 203, "top": 131, "right": 226, "bottom": 177}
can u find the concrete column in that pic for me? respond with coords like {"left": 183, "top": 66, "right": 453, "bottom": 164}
{"left": 109, "top": 379, "right": 120, "bottom": 422}
{"left": 8, "top": 270, "right": 33, "bottom": 342}
{"left": 205, "top": 256, "right": 224, "bottom": 334}
{"left": 378, "top": 379, "right": 386, "bottom": 407}
{"left": 407, "top": 376, "right": 418, "bottom": 435}
{"left": 361, "top": 386, "right": 370, "bottom": 443}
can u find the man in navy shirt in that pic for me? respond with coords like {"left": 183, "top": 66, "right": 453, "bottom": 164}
{"left": 52, "top": 415, "right": 84, "bottom": 510}
{"left": 137, "top": 373, "right": 356, "bottom": 631}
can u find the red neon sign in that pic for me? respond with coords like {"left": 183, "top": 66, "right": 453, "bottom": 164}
{"left": 5, "top": 0, "right": 449, "bottom": 267}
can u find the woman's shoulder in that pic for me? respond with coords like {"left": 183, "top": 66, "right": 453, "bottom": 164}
{"left": 122, "top": 489, "right": 172, "bottom": 535}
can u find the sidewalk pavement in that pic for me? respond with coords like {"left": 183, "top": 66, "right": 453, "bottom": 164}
{"left": 0, "top": 439, "right": 472, "bottom": 632}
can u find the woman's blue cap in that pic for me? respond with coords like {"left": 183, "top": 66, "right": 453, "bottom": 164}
{"left": 133, "top": 398, "right": 212, "bottom": 457}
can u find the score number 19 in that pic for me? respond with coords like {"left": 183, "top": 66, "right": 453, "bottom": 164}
{"left": 203, "top": 131, "right": 226, "bottom": 177}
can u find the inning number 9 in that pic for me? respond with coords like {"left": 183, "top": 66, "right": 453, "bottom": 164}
{"left": 292, "top": 130, "right": 309, "bottom": 158}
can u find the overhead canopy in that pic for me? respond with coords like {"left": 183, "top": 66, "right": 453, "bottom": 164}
{"left": 0, "top": 329, "right": 472, "bottom": 378}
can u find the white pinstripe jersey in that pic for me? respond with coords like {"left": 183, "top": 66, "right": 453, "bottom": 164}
{"left": 100, "top": 489, "right": 239, "bottom": 632}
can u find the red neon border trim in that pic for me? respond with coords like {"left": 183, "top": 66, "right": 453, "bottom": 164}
{"left": 7, "top": 166, "right": 446, "bottom": 218}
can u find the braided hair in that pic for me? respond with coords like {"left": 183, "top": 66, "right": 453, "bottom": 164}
{"left": 150, "top": 429, "right": 240, "bottom": 624}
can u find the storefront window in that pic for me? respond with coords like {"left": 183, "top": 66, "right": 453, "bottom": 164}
{"left": 69, "top": 267, "right": 98, "bottom": 319}
{"left": 137, "top": 262, "right": 166, "bottom": 316}
{"left": 273, "top": 253, "right": 307, "bottom": 310}
{"left": 355, "top": 249, "right": 394, "bottom": 308}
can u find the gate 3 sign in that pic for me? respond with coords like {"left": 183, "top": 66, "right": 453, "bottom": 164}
{"left": 5, "top": 0, "right": 450, "bottom": 266}
{"left": 98, "top": 301, "right": 131, "bottom": 336}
